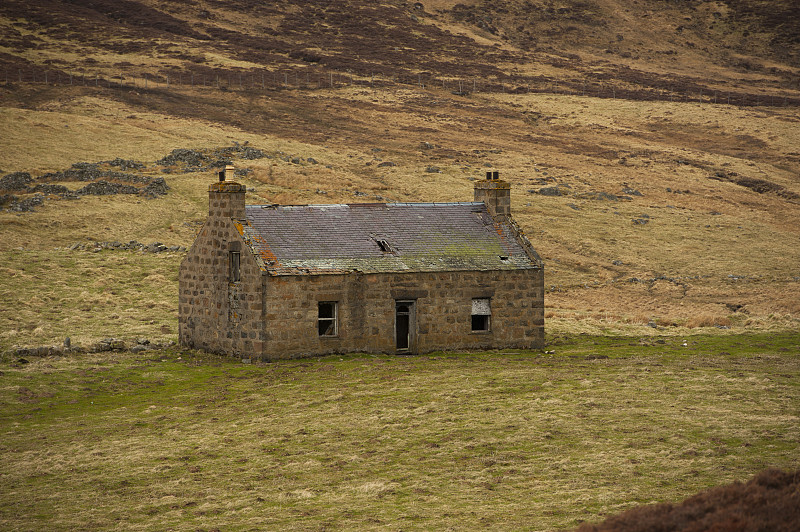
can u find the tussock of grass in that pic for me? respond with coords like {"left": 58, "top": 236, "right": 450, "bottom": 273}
{"left": 0, "top": 334, "right": 797, "bottom": 530}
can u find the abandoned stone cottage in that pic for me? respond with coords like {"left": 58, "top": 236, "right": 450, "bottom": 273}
{"left": 178, "top": 166, "right": 544, "bottom": 360}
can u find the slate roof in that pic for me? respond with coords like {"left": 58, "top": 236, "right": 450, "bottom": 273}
{"left": 238, "top": 202, "right": 541, "bottom": 275}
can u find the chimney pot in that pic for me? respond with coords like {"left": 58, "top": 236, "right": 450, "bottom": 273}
{"left": 486, "top": 171, "right": 492, "bottom": 180}
{"left": 493, "top": 170, "right": 499, "bottom": 180}
{"left": 225, "top": 164, "right": 235, "bottom": 181}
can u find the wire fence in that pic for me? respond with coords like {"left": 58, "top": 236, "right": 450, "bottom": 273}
{"left": 4, "top": 66, "right": 798, "bottom": 108}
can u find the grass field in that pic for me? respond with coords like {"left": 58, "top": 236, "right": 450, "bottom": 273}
{"left": 1, "top": 333, "right": 798, "bottom": 531}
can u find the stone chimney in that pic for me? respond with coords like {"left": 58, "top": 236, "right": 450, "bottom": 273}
{"left": 474, "top": 170, "right": 511, "bottom": 220}
{"left": 208, "top": 164, "right": 245, "bottom": 220}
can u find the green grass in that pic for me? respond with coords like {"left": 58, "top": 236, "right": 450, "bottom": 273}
{"left": 1, "top": 333, "right": 798, "bottom": 531}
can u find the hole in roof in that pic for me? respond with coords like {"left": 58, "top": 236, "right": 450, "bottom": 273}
{"left": 373, "top": 237, "right": 395, "bottom": 253}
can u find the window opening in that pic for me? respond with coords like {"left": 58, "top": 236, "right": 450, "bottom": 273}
{"left": 318, "top": 302, "right": 338, "bottom": 336}
{"left": 471, "top": 298, "right": 491, "bottom": 332}
{"left": 229, "top": 251, "right": 240, "bottom": 282}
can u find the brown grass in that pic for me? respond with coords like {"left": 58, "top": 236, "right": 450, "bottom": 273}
{"left": 686, "top": 314, "right": 733, "bottom": 329}
{"left": 1, "top": 1, "right": 800, "bottom": 344}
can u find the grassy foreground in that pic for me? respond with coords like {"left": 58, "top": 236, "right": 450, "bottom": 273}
{"left": 1, "top": 333, "right": 798, "bottom": 531}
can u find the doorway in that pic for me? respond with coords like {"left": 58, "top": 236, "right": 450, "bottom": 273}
{"left": 395, "top": 300, "right": 415, "bottom": 353}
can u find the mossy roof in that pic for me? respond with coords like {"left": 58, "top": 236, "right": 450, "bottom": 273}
{"left": 239, "top": 202, "right": 540, "bottom": 275}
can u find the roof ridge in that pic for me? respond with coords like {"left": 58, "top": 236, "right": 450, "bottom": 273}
{"left": 245, "top": 201, "right": 486, "bottom": 209}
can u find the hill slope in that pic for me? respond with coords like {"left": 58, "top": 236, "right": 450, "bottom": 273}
{"left": 1, "top": 0, "right": 799, "bottom": 349}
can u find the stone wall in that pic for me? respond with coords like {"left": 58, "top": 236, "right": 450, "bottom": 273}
{"left": 260, "top": 268, "right": 544, "bottom": 360}
{"left": 178, "top": 183, "right": 264, "bottom": 356}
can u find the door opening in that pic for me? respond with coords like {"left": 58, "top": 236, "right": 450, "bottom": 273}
{"left": 395, "top": 300, "right": 415, "bottom": 352}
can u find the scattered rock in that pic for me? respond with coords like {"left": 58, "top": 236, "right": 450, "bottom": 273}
{"left": 156, "top": 148, "right": 209, "bottom": 169}
{"left": 622, "top": 187, "right": 643, "bottom": 196}
{"left": 0, "top": 172, "right": 33, "bottom": 191}
{"left": 594, "top": 192, "right": 619, "bottom": 201}
{"left": 106, "top": 158, "right": 145, "bottom": 171}
{"left": 14, "top": 345, "right": 64, "bottom": 357}
{"left": 7, "top": 194, "right": 44, "bottom": 212}
{"left": 425, "top": 166, "right": 441, "bottom": 173}
{"left": 377, "top": 161, "right": 397, "bottom": 167}
{"left": 91, "top": 338, "right": 126, "bottom": 352}
{"left": 237, "top": 146, "right": 266, "bottom": 160}
{"left": 140, "top": 177, "right": 170, "bottom": 198}
{"left": 76, "top": 180, "right": 139, "bottom": 196}
{"left": 40, "top": 162, "right": 149, "bottom": 184}
{"left": 537, "top": 186, "right": 563, "bottom": 196}
{"left": 146, "top": 242, "right": 168, "bottom": 253}
{"left": 30, "top": 184, "right": 72, "bottom": 196}
{"left": 68, "top": 240, "right": 186, "bottom": 253}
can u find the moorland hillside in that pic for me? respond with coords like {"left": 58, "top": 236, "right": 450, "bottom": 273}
{"left": 1, "top": 0, "right": 799, "bottom": 349}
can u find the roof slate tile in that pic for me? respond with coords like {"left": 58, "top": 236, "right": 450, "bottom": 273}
{"left": 240, "top": 202, "right": 539, "bottom": 274}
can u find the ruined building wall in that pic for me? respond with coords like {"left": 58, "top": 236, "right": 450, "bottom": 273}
{"left": 178, "top": 182, "right": 264, "bottom": 356}
{"left": 260, "top": 268, "right": 544, "bottom": 360}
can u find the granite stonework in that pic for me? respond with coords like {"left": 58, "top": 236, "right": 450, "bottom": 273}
{"left": 179, "top": 167, "right": 544, "bottom": 360}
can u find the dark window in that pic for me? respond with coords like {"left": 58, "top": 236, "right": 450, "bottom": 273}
{"left": 471, "top": 298, "right": 491, "bottom": 332}
{"left": 318, "top": 302, "right": 338, "bottom": 336}
{"left": 229, "top": 251, "right": 240, "bottom": 282}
